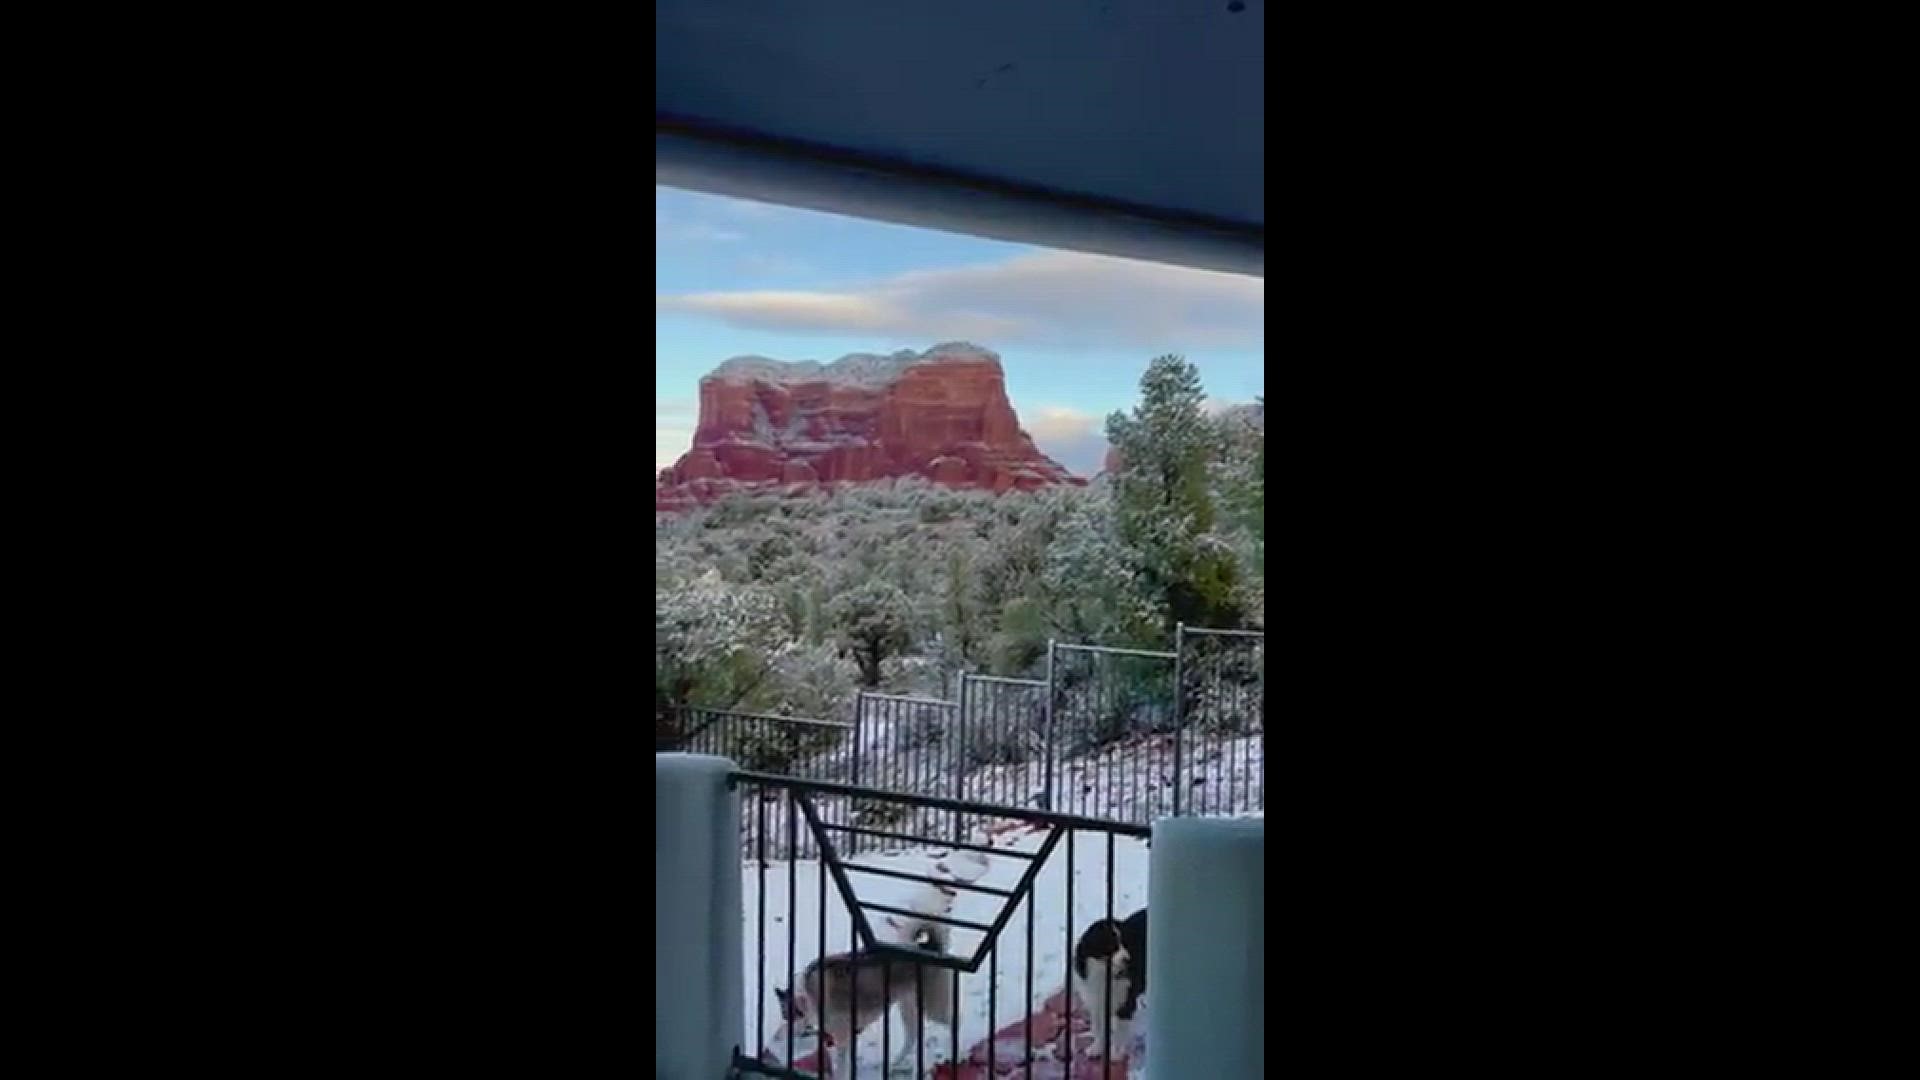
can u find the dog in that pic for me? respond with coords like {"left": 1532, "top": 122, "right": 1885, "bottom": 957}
{"left": 1072, "top": 908, "right": 1146, "bottom": 1060}
{"left": 774, "top": 921, "right": 954, "bottom": 1077}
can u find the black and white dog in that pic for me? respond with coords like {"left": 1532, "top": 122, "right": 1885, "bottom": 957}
{"left": 1072, "top": 908, "right": 1146, "bottom": 1060}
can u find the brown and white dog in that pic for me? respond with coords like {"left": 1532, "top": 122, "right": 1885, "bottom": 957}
{"left": 774, "top": 921, "right": 954, "bottom": 1077}
{"left": 1072, "top": 908, "right": 1147, "bottom": 1060}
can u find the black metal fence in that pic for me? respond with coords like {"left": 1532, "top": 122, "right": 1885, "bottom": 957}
{"left": 847, "top": 693, "right": 962, "bottom": 856}
{"left": 664, "top": 708, "right": 856, "bottom": 779}
{"left": 660, "top": 625, "right": 1265, "bottom": 857}
{"left": 732, "top": 772, "right": 1149, "bottom": 1079}
{"left": 1177, "top": 625, "right": 1266, "bottom": 819}
{"left": 1048, "top": 642, "right": 1181, "bottom": 826}
{"left": 663, "top": 709, "right": 858, "bottom": 859}
{"left": 955, "top": 674, "right": 1050, "bottom": 839}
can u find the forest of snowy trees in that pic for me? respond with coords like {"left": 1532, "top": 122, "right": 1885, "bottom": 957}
{"left": 655, "top": 356, "right": 1264, "bottom": 734}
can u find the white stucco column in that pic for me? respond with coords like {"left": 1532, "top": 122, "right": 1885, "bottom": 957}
{"left": 655, "top": 753, "right": 743, "bottom": 1079}
{"left": 1146, "top": 816, "right": 1264, "bottom": 1077}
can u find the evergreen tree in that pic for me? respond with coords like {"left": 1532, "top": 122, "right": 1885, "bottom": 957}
{"left": 1105, "top": 355, "right": 1244, "bottom": 632}
{"left": 654, "top": 570, "right": 784, "bottom": 737}
{"left": 829, "top": 578, "right": 914, "bottom": 687}
{"left": 1213, "top": 393, "right": 1265, "bottom": 623}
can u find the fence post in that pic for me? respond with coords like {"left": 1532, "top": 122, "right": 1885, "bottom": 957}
{"left": 850, "top": 690, "right": 865, "bottom": 856}
{"left": 1147, "top": 816, "right": 1263, "bottom": 1077}
{"left": 655, "top": 753, "right": 744, "bottom": 1079}
{"left": 955, "top": 676, "right": 968, "bottom": 841}
{"left": 851, "top": 690, "right": 865, "bottom": 788}
{"left": 1042, "top": 640, "right": 1056, "bottom": 811}
{"left": 1172, "top": 622, "right": 1185, "bottom": 817}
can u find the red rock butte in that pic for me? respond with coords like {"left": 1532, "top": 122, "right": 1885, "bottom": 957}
{"left": 656, "top": 343, "right": 1084, "bottom": 511}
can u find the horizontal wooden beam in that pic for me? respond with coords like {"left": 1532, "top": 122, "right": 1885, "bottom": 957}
{"left": 657, "top": 116, "right": 1264, "bottom": 279}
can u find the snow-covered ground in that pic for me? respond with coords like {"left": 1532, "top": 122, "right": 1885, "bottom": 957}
{"left": 744, "top": 819, "right": 1151, "bottom": 1078}
{"left": 974, "top": 730, "right": 1264, "bottom": 826}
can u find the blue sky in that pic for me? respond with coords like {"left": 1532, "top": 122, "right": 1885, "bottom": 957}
{"left": 656, "top": 186, "right": 1264, "bottom": 476}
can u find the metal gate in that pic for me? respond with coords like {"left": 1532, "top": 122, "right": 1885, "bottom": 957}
{"left": 848, "top": 692, "right": 962, "bottom": 854}
{"left": 955, "top": 673, "right": 1048, "bottom": 809}
{"left": 732, "top": 771, "right": 1150, "bottom": 1079}
{"left": 1047, "top": 641, "right": 1179, "bottom": 825}
{"left": 1176, "top": 624, "right": 1266, "bottom": 818}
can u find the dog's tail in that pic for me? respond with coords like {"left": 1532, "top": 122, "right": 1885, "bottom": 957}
{"left": 901, "top": 917, "right": 957, "bottom": 1030}
{"left": 902, "top": 918, "right": 949, "bottom": 955}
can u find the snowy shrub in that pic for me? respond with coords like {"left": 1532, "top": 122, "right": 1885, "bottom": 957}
{"left": 851, "top": 796, "right": 910, "bottom": 827}
{"left": 654, "top": 569, "right": 784, "bottom": 730}
{"left": 767, "top": 642, "right": 860, "bottom": 720}
{"left": 830, "top": 578, "right": 915, "bottom": 687}
{"left": 728, "top": 718, "right": 847, "bottom": 774}
{"left": 1179, "top": 634, "right": 1264, "bottom": 736}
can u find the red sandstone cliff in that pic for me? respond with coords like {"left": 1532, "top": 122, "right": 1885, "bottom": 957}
{"left": 656, "top": 343, "right": 1082, "bottom": 511}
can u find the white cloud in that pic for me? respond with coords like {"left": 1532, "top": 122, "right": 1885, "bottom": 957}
{"left": 656, "top": 398, "right": 696, "bottom": 472}
{"left": 656, "top": 213, "right": 744, "bottom": 245}
{"left": 656, "top": 250, "right": 1261, "bottom": 349}
{"left": 657, "top": 424, "right": 695, "bottom": 472}
{"left": 1023, "top": 405, "right": 1110, "bottom": 477}
{"left": 658, "top": 289, "right": 1024, "bottom": 341}
{"left": 735, "top": 253, "right": 815, "bottom": 278}
{"left": 1024, "top": 406, "right": 1098, "bottom": 441}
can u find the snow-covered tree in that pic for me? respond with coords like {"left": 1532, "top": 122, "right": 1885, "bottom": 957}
{"left": 1212, "top": 396, "right": 1265, "bottom": 625}
{"left": 1041, "top": 481, "right": 1164, "bottom": 646}
{"left": 1105, "top": 355, "right": 1245, "bottom": 632}
{"left": 933, "top": 545, "right": 986, "bottom": 686}
{"left": 765, "top": 641, "right": 860, "bottom": 719}
{"left": 829, "top": 578, "right": 915, "bottom": 687}
{"left": 654, "top": 569, "right": 783, "bottom": 734}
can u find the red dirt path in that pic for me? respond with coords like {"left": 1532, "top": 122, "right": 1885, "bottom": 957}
{"left": 764, "top": 988, "right": 1128, "bottom": 1078}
